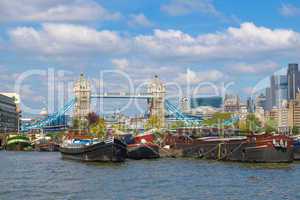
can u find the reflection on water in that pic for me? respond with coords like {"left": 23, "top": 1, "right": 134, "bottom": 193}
{"left": 1, "top": 151, "right": 300, "bottom": 200}
{"left": 238, "top": 162, "right": 292, "bottom": 170}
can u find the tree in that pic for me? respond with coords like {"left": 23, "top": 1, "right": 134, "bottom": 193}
{"left": 238, "top": 120, "right": 248, "bottom": 135}
{"left": 170, "top": 120, "right": 186, "bottom": 129}
{"left": 86, "top": 112, "right": 99, "bottom": 126}
{"left": 239, "top": 114, "right": 262, "bottom": 134}
{"left": 111, "top": 123, "right": 126, "bottom": 132}
{"left": 292, "top": 126, "right": 300, "bottom": 135}
{"left": 264, "top": 118, "right": 278, "bottom": 133}
{"left": 145, "top": 115, "right": 161, "bottom": 130}
{"left": 72, "top": 118, "right": 80, "bottom": 129}
{"left": 203, "top": 112, "right": 233, "bottom": 127}
{"left": 72, "top": 118, "right": 88, "bottom": 130}
{"left": 90, "top": 118, "right": 107, "bottom": 139}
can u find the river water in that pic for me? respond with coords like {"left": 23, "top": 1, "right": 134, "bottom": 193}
{"left": 0, "top": 151, "right": 300, "bottom": 200}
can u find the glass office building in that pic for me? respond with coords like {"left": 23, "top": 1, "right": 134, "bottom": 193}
{"left": 190, "top": 96, "right": 223, "bottom": 109}
{"left": 270, "top": 75, "right": 288, "bottom": 108}
{"left": 0, "top": 94, "right": 18, "bottom": 133}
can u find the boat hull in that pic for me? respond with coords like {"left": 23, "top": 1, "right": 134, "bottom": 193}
{"left": 293, "top": 138, "right": 300, "bottom": 160}
{"left": 36, "top": 143, "right": 60, "bottom": 152}
{"left": 127, "top": 144, "right": 160, "bottom": 159}
{"left": 5, "top": 135, "right": 32, "bottom": 151}
{"left": 164, "top": 134, "right": 294, "bottom": 163}
{"left": 59, "top": 139, "right": 127, "bottom": 162}
{"left": 242, "top": 146, "right": 293, "bottom": 163}
{"left": 5, "top": 142, "right": 32, "bottom": 151}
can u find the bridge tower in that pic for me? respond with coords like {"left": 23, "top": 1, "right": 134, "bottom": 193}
{"left": 148, "top": 75, "right": 166, "bottom": 128}
{"left": 73, "top": 73, "right": 91, "bottom": 121}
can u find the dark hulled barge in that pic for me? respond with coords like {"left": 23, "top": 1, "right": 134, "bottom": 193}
{"left": 121, "top": 132, "right": 160, "bottom": 160}
{"left": 59, "top": 137, "right": 127, "bottom": 162}
{"left": 163, "top": 133, "right": 293, "bottom": 163}
{"left": 34, "top": 136, "right": 60, "bottom": 152}
{"left": 127, "top": 143, "right": 160, "bottom": 159}
{"left": 292, "top": 135, "right": 300, "bottom": 160}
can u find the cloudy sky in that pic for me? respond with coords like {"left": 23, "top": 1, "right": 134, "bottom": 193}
{"left": 0, "top": 0, "right": 300, "bottom": 115}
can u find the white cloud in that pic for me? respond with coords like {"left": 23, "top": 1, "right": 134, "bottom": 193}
{"left": 128, "top": 13, "right": 153, "bottom": 28}
{"left": 161, "top": 0, "right": 220, "bottom": 17}
{"left": 0, "top": 0, "right": 120, "bottom": 22}
{"left": 135, "top": 22, "right": 300, "bottom": 60}
{"left": 19, "top": 84, "right": 46, "bottom": 102}
{"left": 112, "top": 58, "right": 129, "bottom": 71}
{"left": 230, "top": 61, "right": 279, "bottom": 74}
{"left": 242, "top": 87, "right": 255, "bottom": 95}
{"left": 176, "top": 68, "right": 224, "bottom": 84}
{"left": 7, "top": 22, "right": 300, "bottom": 74}
{"left": 279, "top": 3, "right": 300, "bottom": 17}
{"left": 9, "top": 22, "right": 300, "bottom": 60}
{"left": 9, "top": 23, "right": 128, "bottom": 55}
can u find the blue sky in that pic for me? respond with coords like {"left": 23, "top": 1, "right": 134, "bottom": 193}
{"left": 0, "top": 0, "right": 300, "bottom": 116}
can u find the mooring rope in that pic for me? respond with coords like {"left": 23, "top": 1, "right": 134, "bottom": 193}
{"left": 142, "top": 142, "right": 160, "bottom": 156}
{"left": 218, "top": 141, "right": 246, "bottom": 160}
{"left": 202, "top": 143, "right": 223, "bottom": 159}
{"left": 180, "top": 143, "right": 220, "bottom": 159}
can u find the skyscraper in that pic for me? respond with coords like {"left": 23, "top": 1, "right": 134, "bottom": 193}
{"left": 247, "top": 97, "right": 255, "bottom": 113}
{"left": 287, "top": 63, "right": 300, "bottom": 100}
{"left": 265, "top": 87, "right": 272, "bottom": 111}
{"left": 270, "top": 75, "right": 276, "bottom": 107}
{"left": 255, "top": 93, "right": 267, "bottom": 110}
{"left": 270, "top": 75, "right": 288, "bottom": 108}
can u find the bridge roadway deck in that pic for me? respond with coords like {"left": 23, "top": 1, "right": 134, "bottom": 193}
{"left": 91, "top": 93, "right": 154, "bottom": 99}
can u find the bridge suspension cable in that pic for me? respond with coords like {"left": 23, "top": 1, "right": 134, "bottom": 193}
{"left": 164, "top": 99, "right": 202, "bottom": 123}
{"left": 21, "top": 98, "right": 76, "bottom": 132}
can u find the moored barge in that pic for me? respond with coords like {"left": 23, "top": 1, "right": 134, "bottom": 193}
{"left": 163, "top": 133, "right": 293, "bottom": 163}
{"left": 5, "top": 135, "right": 33, "bottom": 151}
{"left": 121, "top": 132, "right": 160, "bottom": 159}
{"left": 59, "top": 137, "right": 127, "bottom": 162}
{"left": 34, "top": 136, "right": 59, "bottom": 152}
{"left": 35, "top": 141, "right": 60, "bottom": 152}
{"left": 292, "top": 135, "right": 300, "bottom": 160}
{"left": 127, "top": 143, "right": 160, "bottom": 159}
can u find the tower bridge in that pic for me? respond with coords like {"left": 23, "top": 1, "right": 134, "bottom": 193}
{"left": 74, "top": 74, "right": 166, "bottom": 127}
{"left": 21, "top": 74, "right": 202, "bottom": 132}
{"left": 90, "top": 93, "right": 154, "bottom": 99}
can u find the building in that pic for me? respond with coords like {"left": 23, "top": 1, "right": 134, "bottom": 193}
{"left": 255, "top": 93, "right": 267, "bottom": 110}
{"left": 278, "top": 100, "right": 289, "bottom": 132}
{"left": 288, "top": 93, "right": 300, "bottom": 129}
{"left": 287, "top": 63, "right": 300, "bottom": 100}
{"left": 188, "top": 106, "right": 221, "bottom": 120}
{"left": 128, "top": 117, "right": 147, "bottom": 130}
{"left": 0, "top": 93, "right": 20, "bottom": 105}
{"left": 255, "top": 106, "right": 265, "bottom": 125}
{"left": 190, "top": 96, "right": 222, "bottom": 109}
{"left": 269, "top": 107, "right": 279, "bottom": 123}
{"left": 224, "top": 94, "right": 240, "bottom": 113}
{"left": 73, "top": 74, "right": 91, "bottom": 121}
{"left": 265, "top": 87, "right": 272, "bottom": 111}
{"left": 0, "top": 94, "right": 18, "bottom": 133}
{"left": 180, "top": 97, "right": 190, "bottom": 113}
{"left": 238, "top": 103, "right": 248, "bottom": 121}
{"left": 147, "top": 75, "right": 166, "bottom": 128}
{"left": 270, "top": 75, "right": 288, "bottom": 107}
{"left": 247, "top": 97, "right": 255, "bottom": 113}
{"left": 270, "top": 75, "right": 276, "bottom": 107}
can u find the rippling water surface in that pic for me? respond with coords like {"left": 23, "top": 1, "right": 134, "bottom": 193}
{"left": 1, "top": 151, "right": 300, "bottom": 200}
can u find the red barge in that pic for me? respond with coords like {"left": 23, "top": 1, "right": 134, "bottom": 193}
{"left": 127, "top": 132, "right": 160, "bottom": 160}
{"left": 163, "top": 133, "right": 294, "bottom": 163}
